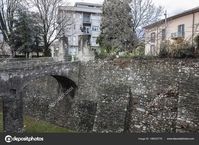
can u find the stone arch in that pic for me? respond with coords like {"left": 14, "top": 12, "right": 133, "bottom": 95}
{"left": 20, "top": 74, "right": 77, "bottom": 93}
{"left": 51, "top": 75, "right": 78, "bottom": 99}
{"left": 3, "top": 75, "right": 78, "bottom": 133}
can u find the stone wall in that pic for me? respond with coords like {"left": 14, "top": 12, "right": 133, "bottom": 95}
{"left": 0, "top": 60, "right": 79, "bottom": 133}
{"left": 22, "top": 76, "right": 77, "bottom": 130}
{"left": 74, "top": 59, "right": 199, "bottom": 133}
{"left": 20, "top": 59, "right": 199, "bottom": 133}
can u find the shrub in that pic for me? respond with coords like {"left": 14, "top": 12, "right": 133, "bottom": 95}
{"left": 171, "top": 43, "right": 194, "bottom": 58}
{"left": 159, "top": 41, "right": 170, "bottom": 58}
{"left": 194, "top": 35, "right": 199, "bottom": 49}
{"left": 159, "top": 40, "right": 195, "bottom": 58}
{"left": 134, "top": 45, "right": 145, "bottom": 56}
{"left": 117, "top": 44, "right": 145, "bottom": 59}
{"left": 194, "top": 35, "right": 199, "bottom": 56}
{"left": 95, "top": 46, "right": 118, "bottom": 59}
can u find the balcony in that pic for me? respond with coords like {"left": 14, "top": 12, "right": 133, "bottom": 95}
{"left": 80, "top": 26, "right": 91, "bottom": 35}
{"left": 171, "top": 32, "right": 184, "bottom": 40}
{"left": 82, "top": 30, "right": 91, "bottom": 35}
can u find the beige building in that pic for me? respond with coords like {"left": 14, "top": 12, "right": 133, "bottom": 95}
{"left": 144, "top": 7, "right": 199, "bottom": 56}
{"left": 56, "top": 2, "right": 102, "bottom": 62}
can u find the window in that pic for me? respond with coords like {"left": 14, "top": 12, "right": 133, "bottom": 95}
{"left": 92, "top": 26, "right": 99, "bottom": 31}
{"left": 92, "top": 37, "right": 98, "bottom": 44}
{"left": 83, "top": 13, "right": 91, "bottom": 23}
{"left": 73, "top": 36, "right": 76, "bottom": 42}
{"left": 66, "top": 26, "right": 71, "bottom": 32}
{"left": 162, "top": 29, "right": 166, "bottom": 40}
{"left": 92, "top": 14, "right": 100, "bottom": 20}
{"left": 150, "top": 45, "right": 155, "bottom": 55}
{"left": 69, "top": 47, "right": 77, "bottom": 55}
{"left": 151, "top": 32, "right": 155, "bottom": 43}
{"left": 80, "top": 14, "right": 82, "bottom": 19}
{"left": 178, "top": 24, "right": 185, "bottom": 37}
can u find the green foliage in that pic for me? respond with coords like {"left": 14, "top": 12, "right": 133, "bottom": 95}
{"left": 96, "top": 46, "right": 118, "bottom": 59}
{"left": 10, "top": 8, "right": 43, "bottom": 57}
{"left": 98, "top": 0, "right": 136, "bottom": 53}
{"left": 11, "top": 10, "right": 32, "bottom": 53}
{"left": 0, "top": 113, "right": 2, "bottom": 132}
{"left": 118, "top": 48, "right": 144, "bottom": 59}
{"left": 194, "top": 35, "right": 199, "bottom": 49}
{"left": 96, "top": 43, "right": 145, "bottom": 59}
{"left": 159, "top": 41, "right": 170, "bottom": 58}
{"left": 194, "top": 35, "right": 199, "bottom": 56}
{"left": 132, "top": 45, "right": 145, "bottom": 56}
{"left": 0, "top": 112, "right": 72, "bottom": 133}
{"left": 159, "top": 40, "right": 195, "bottom": 58}
{"left": 24, "top": 116, "right": 72, "bottom": 133}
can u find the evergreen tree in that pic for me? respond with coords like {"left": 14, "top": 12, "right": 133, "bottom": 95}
{"left": 98, "top": 0, "right": 137, "bottom": 53}
{"left": 14, "top": 9, "right": 33, "bottom": 56}
{"left": 11, "top": 9, "right": 43, "bottom": 58}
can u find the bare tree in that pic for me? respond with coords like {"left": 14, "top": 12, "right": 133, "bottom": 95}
{"left": 0, "top": 40, "right": 5, "bottom": 56}
{"left": 130, "top": 0, "right": 164, "bottom": 39}
{"left": 0, "top": 0, "right": 22, "bottom": 57}
{"left": 30, "top": 0, "right": 73, "bottom": 56}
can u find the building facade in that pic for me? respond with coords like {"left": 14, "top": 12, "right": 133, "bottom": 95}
{"left": 144, "top": 7, "right": 199, "bottom": 56}
{"left": 0, "top": 31, "right": 11, "bottom": 57}
{"left": 57, "top": 2, "right": 102, "bottom": 61}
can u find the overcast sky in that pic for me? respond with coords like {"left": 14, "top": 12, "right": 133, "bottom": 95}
{"left": 153, "top": 0, "right": 199, "bottom": 16}
{"left": 67, "top": 0, "right": 199, "bottom": 17}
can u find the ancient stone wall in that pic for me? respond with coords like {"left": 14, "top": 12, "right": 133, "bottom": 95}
{"left": 9, "top": 59, "right": 199, "bottom": 133}
{"left": 74, "top": 59, "right": 199, "bottom": 133}
{"left": 0, "top": 61, "right": 79, "bottom": 132}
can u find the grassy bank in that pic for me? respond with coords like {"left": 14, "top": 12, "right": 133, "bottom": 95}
{"left": 0, "top": 112, "right": 72, "bottom": 133}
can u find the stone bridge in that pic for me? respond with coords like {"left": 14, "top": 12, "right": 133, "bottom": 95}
{"left": 0, "top": 58, "right": 199, "bottom": 133}
{"left": 0, "top": 58, "right": 80, "bottom": 133}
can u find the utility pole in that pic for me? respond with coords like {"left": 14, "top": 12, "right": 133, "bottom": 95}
{"left": 192, "top": 13, "right": 195, "bottom": 47}
{"left": 164, "top": 10, "right": 168, "bottom": 40}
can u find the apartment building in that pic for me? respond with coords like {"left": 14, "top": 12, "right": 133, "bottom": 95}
{"left": 144, "top": 7, "right": 199, "bottom": 56}
{"left": 57, "top": 2, "right": 102, "bottom": 61}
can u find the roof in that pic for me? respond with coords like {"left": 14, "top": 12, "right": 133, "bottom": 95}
{"left": 59, "top": 2, "right": 102, "bottom": 14}
{"left": 75, "top": 2, "right": 102, "bottom": 8}
{"left": 144, "top": 6, "right": 199, "bottom": 29}
{"left": 59, "top": 6, "right": 102, "bottom": 14}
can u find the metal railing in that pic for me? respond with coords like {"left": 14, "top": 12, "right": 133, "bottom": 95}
{"left": 171, "top": 32, "right": 184, "bottom": 39}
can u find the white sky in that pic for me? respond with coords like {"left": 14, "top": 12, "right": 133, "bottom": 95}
{"left": 67, "top": 0, "right": 199, "bottom": 16}
{"left": 153, "top": 0, "right": 199, "bottom": 17}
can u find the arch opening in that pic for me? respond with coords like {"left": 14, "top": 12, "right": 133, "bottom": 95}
{"left": 21, "top": 75, "right": 78, "bottom": 133}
